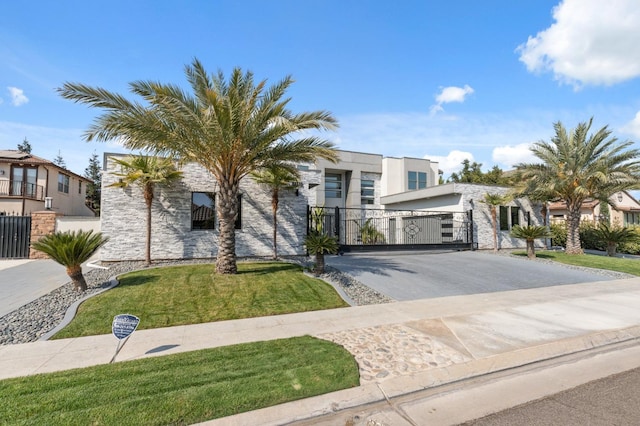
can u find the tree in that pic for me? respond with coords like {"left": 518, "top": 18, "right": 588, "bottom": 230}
{"left": 53, "top": 150, "right": 66, "bottom": 168}
{"left": 58, "top": 59, "right": 338, "bottom": 274}
{"left": 84, "top": 152, "right": 102, "bottom": 215}
{"left": 481, "top": 192, "right": 510, "bottom": 252}
{"left": 251, "top": 164, "right": 300, "bottom": 259}
{"left": 305, "top": 232, "right": 339, "bottom": 275}
{"left": 515, "top": 118, "right": 640, "bottom": 254}
{"left": 449, "top": 159, "right": 512, "bottom": 185}
{"left": 592, "top": 222, "right": 639, "bottom": 257}
{"left": 17, "top": 138, "right": 32, "bottom": 154}
{"left": 31, "top": 230, "right": 109, "bottom": 292}
{"left": 109, "top": 155, "right": 183, "bottom": 266}
{"left": 353, "top": 218, "right": 385, "bottom": 244}
{"left": 510, "top": 225, "right": 551, "bottom": 259}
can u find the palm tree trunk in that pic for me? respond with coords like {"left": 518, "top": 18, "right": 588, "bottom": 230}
{"left": 315, "top": 252, "right": 325, "bottom": 275}
{"left": 216, "top": 179, "right": 238, "bottom": 274}
{"left": 527, "top": 240, "right": 536, "bottom": 259}
{"left": 491, "top": 207, "right": 498, "bottom": 252}
{"left": 272, "top": 189, "right": 279, "bottom": 260}
{"left": 607, "top": 242, "right": 617, "bottom": 257}
{"left": 67, "top": 265, "right": 87, "bottom": 292}
{"left": 566, "top": 203, "right": 583, "bottom": 254}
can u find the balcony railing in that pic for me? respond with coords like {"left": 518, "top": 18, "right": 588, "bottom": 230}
{"left": 0, "top": 180, "right": 45, "bottom": 201}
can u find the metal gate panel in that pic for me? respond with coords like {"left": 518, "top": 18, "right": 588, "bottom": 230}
{"left": 0, "top": 216, "right": 32, "bottom": 258}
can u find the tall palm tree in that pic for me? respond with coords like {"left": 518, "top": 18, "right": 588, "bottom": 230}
{"left": 250, "top": 164, "right": 300, "bottom": 259}
{"left": 32, "top": 230, "right": 109, "bottom": 292}
{"left": 58, "top": 59, "right": 338, "bottom": 274}
{"left": 109, "top": 155, "right": 183, "bottom": 266}
{"left": 515, "top": 118, "right": 640, "bottom": 254}
{"left": 481, "top": 192, "right": 510, "bottom": 252}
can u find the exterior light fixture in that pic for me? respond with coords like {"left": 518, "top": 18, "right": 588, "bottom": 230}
{"left": 45, "top": 197, "right": 52, "bottom": 210}
{"left": 617, "top": 192, "right": 623, "bottom": 202}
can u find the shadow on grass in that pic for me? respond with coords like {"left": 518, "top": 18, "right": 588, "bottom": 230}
{"left": 236, "top": 263, "right": 300, "bottom": 275}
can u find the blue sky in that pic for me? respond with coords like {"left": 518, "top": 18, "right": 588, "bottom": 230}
{"left": 2, "top": 0, "right": 640, "bottom": 178}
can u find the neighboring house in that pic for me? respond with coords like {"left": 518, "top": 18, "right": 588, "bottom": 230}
{"left": 0, "top": 150, "right": 94, "bottom": 216}
{"left": 101, "top": 150, "right": 539, "bottom": 262}
{"left": 548, "top": 191, "right": 640, "bottom": 227}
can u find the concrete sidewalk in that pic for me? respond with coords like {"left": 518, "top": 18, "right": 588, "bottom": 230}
{"left": 1, "top": 277, "right": 640, "bottom": 425}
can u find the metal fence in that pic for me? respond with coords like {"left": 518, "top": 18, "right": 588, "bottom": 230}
{"left": 0, "top": 215, "right": 32, "bottom": 258}
{"left": 308, "top": 206, "right": 474, "bottom": 252}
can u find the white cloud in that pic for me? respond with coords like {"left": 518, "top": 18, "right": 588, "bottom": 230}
{"left": 492, "top": 143, "right": 537, "bottom": 169}
{"left": 430, "top": 85, "right": 474, "bottom": 114}
{"left": 517, "top": 0, "right": 640, "bottom": 88}
{"left": 425, "top": 150, "right": 474, "bottom": 175}
{"left": 7, "top": 87, "right": 29, "bottom": 106}
{"left": 621, "top": 111, "right": 640, "bottom": 138}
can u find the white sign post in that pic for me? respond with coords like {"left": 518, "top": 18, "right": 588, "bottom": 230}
{"left": 110, "top": 314, "right": 140, "bottom": 363}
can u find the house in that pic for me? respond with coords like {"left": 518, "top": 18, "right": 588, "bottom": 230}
{"left": 548, "top": 191, "right": 640, "bottom": 226}
{"left": 100, "top": 150, "right": 539, "bottom": 262}
{"left": 0, "top": 150, "right": 94, "bottom": 216}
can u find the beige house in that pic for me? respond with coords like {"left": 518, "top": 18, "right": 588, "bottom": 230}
{"left": 0, "top": 150, "right": 94, "bottom": 216}
{"left": 548, "top": 191, "right": 640, "bottom": 226}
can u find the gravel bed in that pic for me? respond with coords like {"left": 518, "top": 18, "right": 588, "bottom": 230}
{"left": 0, "top": 257, "right": 389, "bottom": 346}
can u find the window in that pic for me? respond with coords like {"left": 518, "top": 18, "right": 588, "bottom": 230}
{"left": 58, "top": 173, "right": 70, "bottom": 194}
{"left": 499, "top": 205, "right": 520, "bottom": 230}
{"left": 408, "top": 171, "right": 427, "bottom": 190}
{"left": 11, "top": 166, "right": 37, "bottom": 197}
{"left": 325, "top": 173, "right": 342, "bottom": 198}
{"left": 235, "top": 194, "right": 242, "bottom": 229}
{"left": 79, "top": 181, "right": 82, "bottom": 195}
{"left": 361, "top": 180, "right": 375, "bottom": 205}
{"left": 192, "top": 192, "right": 215, "bottom": 229}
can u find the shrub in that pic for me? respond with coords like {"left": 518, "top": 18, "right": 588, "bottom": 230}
{"left": 549, "top": 223, "right": 567, "bottom": 248}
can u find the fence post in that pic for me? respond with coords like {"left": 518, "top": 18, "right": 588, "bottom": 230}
{"left": 29, "top": 211, "right": 59, "bottom": 259}
{"left": 467, "top": 209, "right": 475, "bottom": 250}
{"left": 334, "top": 206, "right": 340, "bottom": 242}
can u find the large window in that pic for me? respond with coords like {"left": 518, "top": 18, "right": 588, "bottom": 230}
{"left": 235, "top": 194, "right": 242, "bottom": 229}
{"left": 408, "top": 171, "right": 427, "bottom": 190}
{"left": 11, "top": 166, "right": 37, "bottom": 197}
{"left": 192, "top": 192, "right": 215, "bottom": 230}
{"left": 499, "top": 206, "right": 520, "bottom": 230}
{"left": 58, "top": 173, "right": 70, "bottom": 194}
{"left": 361, "top": 180, "right": 375, "bottom": 205}
{"left": 325, "top": 173, "right": 342, "bottom": 198}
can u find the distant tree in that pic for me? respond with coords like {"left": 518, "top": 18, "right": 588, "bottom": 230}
{"left": 250, "top": 164, "right": 300, "bottom": 259}
{"left": 109, "top": 155, "right": 183, "bottom": 266}
{"left": 84, "top": 152, "right": 102, "bottom": 215}
{"left": 515, "top": 118, "right": 640, "bottom": 254}
{"left": 53, "top": 150, "right": 66, "bottom": 168}
{"left": 17, "top": 138, "right": 32, "bottom": 154}
{"left": 449, "top": 159, "right": 512, "bottom": 185}
{"left": 31, "top": 230, "right": 109, "bottom": 292}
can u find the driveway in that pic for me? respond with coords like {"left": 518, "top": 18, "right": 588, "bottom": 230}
{"left": 326, "top": 250, "right": 622, "bottom": 301}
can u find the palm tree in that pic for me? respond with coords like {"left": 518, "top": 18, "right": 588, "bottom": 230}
{"left": 481, "top": 193, "right": 510, "bottom": 252}
{"left": 250, "top": 164, "right": 300, "bottom": 259}
{"left": 109, "top": 155, "right": 183, "bottom": 266}
{"left": 510, "top": 225, "right": 550, "bottom": 259}
{"left": 592, "top": 222, "right": 639, "bottom": 257}
{"left": 58, "top": 59, "right": 338, "bottom": 274}
{"left": 305, "top": 232, "right": 339, "bottom": 275}
{"left": 515, "top": 118, "right": 640, "bottom": 255}
{"left": 31, "top": 230, "right": 109, "bottom": 292}
{"left": 353, "top": 218, "right": 385, "bottom": 244}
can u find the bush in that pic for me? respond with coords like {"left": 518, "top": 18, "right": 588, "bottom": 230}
{"left": 549, "top": 223, "right": 567, "bottom": 248}
{"left": 579, "top": 221, "right": 605, "bottom": 251}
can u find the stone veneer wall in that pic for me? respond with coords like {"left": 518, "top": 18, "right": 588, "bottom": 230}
{"left": 457, "top": 183, "right": 545, "bottom": 250}
{"left": 29, "top": 210, "right": 58, "bottom": 259}
{"left": 100, "top": 156, "right": 310, "bottom": 262}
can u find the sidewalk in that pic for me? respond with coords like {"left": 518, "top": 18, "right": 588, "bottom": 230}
{"left": 1, "top": 277, "right": 640, "bottom": 424}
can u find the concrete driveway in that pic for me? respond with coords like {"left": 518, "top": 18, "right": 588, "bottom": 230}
{"left": 326, "top": 250, "right": 623, "bottom": 301}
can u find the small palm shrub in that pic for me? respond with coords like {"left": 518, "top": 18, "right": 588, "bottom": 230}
{"left": 31, "top": 230, "right": 109, "bottom": 291}
{"left": 305, "top": 232, "right": 339, "bottom": 275}
{"left": 579, "top": 221, "right": 605, "bottom": 251}
{"left": 592, "top": 222, "right": 640, "bottom": 257}
{"left": 510, "top": 225, "right": 551, "bottom": 259}
{"left": 355, "top": 219, "right": 385, "bottom": 244}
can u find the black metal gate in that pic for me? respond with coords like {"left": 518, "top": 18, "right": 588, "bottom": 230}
{"left": 0, "top": 215, "right": 32, "bottom": 258}
{"left": 308, "top": 206, "right": 474, "bottom": 252}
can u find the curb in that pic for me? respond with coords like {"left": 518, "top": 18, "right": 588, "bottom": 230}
{"left": 199, "top": 325, "right": 640, "bottom": 425}
{"left": 38, "top": 276, "right": 120, "bottom": 341}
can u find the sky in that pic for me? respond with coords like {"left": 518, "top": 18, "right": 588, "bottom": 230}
{"left": 2, "top": 0, "right": 640, "bottom": 179}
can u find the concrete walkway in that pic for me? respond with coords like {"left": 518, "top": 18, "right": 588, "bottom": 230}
{"left": 1, "top": 277, "right": 640, "bottom": 425}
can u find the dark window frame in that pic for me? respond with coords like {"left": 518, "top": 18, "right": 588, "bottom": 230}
{"left": 191, "top": 192, "right": 216, "bottom": 230}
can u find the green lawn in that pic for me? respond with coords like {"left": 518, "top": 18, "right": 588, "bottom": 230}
{"left": 0, "top": 336, "right": 359, "bottom": 425}
{"left": 515, "top": 250, "right": 640, "bottom": 276}
{"left": 55, "top": 262, "right": 348, "bottom": 339}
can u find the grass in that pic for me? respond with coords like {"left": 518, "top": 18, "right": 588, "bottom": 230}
{"left": 514, "top": 250, "right": 640, "bottom": 276}
{"left": 0, "top": 336, "right": 359, "bottom": 425}
{"left": 54, "top": 262, "right": 348, "bottom": 339}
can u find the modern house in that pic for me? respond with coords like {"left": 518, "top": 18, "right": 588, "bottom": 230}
{"left": 100, "top": 150, "right": 541, "bottom": 261}
{"left": 0, "top": 150, "right": 94, "bottom": 216}
{"left": 548, "top": 191, "right": 640, "bottom": 227}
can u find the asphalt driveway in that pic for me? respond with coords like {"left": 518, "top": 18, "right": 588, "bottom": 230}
{"left": 326, "top": 250, "right": 623, "bottom": 301}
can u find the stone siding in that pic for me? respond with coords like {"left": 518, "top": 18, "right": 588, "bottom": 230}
{"left": 29, "top": 211, "right": 58, "bottom": 259}
{"left": 100, "top": 156, "right": 309, "bottom": 262}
